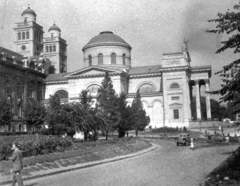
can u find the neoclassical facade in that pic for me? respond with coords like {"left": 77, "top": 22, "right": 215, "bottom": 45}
{"left": 0, "top": 7, "right": 212, "bottom": 129}
{"left": 45, "top": 31, "right": 212, "bottom": 128}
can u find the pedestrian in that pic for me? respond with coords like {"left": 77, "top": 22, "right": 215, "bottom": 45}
{"left": 9, "top": 142, "right": 24, "bottom": 186}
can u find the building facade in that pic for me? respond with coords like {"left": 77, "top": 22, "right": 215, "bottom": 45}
{"left": 45, "top": 31, "right": 212, "bottom": 128}
{"left": 0, "top": 7, "right": 212, "bottom": 130}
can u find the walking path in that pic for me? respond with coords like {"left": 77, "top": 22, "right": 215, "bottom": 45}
{"left": 0, "top": 144, "right": 158, "bottom": 185}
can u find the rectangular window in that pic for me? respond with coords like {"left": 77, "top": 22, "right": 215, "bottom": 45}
{"left": 171, "top": 96, "right": 180, "bottom": 100}
{"left": 173, "top": 109, "right": 179, "bottom": 119}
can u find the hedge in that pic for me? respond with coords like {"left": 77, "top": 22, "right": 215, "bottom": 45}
{"left": 0, "top": 135, "right": 73, "bottom": 160}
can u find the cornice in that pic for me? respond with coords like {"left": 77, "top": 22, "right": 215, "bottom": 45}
{"left": 129, "top": 73, "right": 161, "bottom": 79}
{"left": 159, "top": 66, "right": 190, "bottom": 73}
{"left": 67, "top": 72, "right": 122, "bottom": 79}
{"left": 83, "top": 42, "right": 132, "bottom": 51}
{"left": 127, "top": 92, "right": 163, "bottom": 98}
{"left": 45, "top": 81, "right": 68, "bottom": 85}
{"left": 0, "top": 59, "right": 46, "bottom": 78}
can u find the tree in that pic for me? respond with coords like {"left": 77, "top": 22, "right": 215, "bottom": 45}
{"left": 114, "top": 92, "right": 132, "bottom": 138}
{"left": 45, "top": 94, "right": 61, "bottom": 135}
{"left": 24, "top": 100, "right": 46, "bottom": 133}
{"left": 131, "top": 89, "right": 150, "bottom": 136}
{"left": 78, "top": 89, "right": 98, "bottom": 141}
{"left": 207, "top": 2, "right": 240, "bottom": 113}
{"left": 0, "top": 97, "right": 12, "bottom": 130}
{"left": 96, "top": 72, "right": 118, "bottom": 140}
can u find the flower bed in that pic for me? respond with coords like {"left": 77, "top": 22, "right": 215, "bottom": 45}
{"left": 0, "top": 135, "right": 73, "bottom": 160}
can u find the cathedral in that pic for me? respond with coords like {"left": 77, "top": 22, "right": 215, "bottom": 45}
{"left": 0, "top": 7, "right": 212, "bottom": 131}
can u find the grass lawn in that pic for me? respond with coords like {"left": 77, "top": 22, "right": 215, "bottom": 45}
{"left": 0, "top": 137, "right": 151, "bottom": 177}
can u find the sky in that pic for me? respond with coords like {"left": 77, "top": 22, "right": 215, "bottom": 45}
{"left": 0, "top": 0, "right": 239, "bottom": 99}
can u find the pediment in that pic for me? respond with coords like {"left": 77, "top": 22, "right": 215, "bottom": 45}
{"left": 169, "top": 103, "right": 182, "bottom": 108}
{"left": 65, "top": 66, "right": 124, "bottom": 78}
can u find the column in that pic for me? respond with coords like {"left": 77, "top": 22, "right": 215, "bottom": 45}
{"left": 205, "top": 79, "right": 212, "bottom": 120}
{"left": 195, "top": 80, "right": 202, "bottom": 120}
{"left": 23, "top": 80, "right": 28, "bottom": 110}
{"left": 190, "top": 85, "right": 193, "bottom": 120}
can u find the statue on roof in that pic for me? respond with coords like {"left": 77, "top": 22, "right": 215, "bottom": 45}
{"left": 182, "top": 38, "right": 189, "bottom": 52}
{"left": 182, "top": 38, "right": 191, "bottom": 62}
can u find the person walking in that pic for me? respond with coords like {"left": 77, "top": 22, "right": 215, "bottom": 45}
{"left": 9, "top": 142, "right": 24, "bottom": 186}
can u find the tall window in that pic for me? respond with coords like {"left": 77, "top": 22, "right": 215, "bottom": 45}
{"left": 98, "top": 53, "right": 103, "bottom": 65}
{"left": 46, "top": 46, "right": 49, "bottom": 53}
{"left": 111, "top": 53, "right": 116, "bottom": 64}
{"left": 18, "top": 33, "right": 21, "bottom": 40}
{"left": 22, "top": 32, "right": 25, "bottom": 40}
{"left": 26, "top": 31, "right": 29, "bottom": 39}
{"left": 53, "top": 45, "right": 56, "bottom": 52}
{"left": 50, "top": 46, "right": 52, "bottom": 52}
{"left": 122, "top": 54, "right": 126, "bottom": 65}
{"left": 89, "top": 55, "right": 92, "bottom": 66}
{"left": 173, "top": 109, "right": 179, "bottom": 119}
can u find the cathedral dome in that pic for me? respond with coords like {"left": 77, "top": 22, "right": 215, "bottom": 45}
{"left": 48, "top": 23, "right": 61, "bottom": 32}
{"left": 21, "top": 7, "right": 36, "bottom": 17}
{"left": 82, "top": 31, "right": 132, "bottom": 51}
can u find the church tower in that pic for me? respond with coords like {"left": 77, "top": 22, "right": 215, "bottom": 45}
{"left": 43, "top": 23, "right": 67, "bottom": 74}
{"left": 14, "top": 6, "right": 44, "bottom": 57}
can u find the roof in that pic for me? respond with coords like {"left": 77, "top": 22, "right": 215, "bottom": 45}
{"left": 45, "top": 73, "right": 70, "bottom": 82}
{"left": 129, "top": 65, "right": 162, "bottom": 75}
{"left": 48, "top": 23, "right": 61, "bottom": 32}
{"left": 21, "top": 7, "right": 36, "bottom": 17}
{"left": 0, "top": 47, "right": 24, "bottom": 61}
{"left": 82, "top": 31, "right": 132, "bottom": 51}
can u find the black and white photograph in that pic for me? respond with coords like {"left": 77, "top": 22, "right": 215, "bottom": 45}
{"left": 0, "top": 0, "right": 240, "bottom": 185}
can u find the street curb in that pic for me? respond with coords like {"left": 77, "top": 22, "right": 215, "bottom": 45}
{"left": 0, "top": 143, "right": 158, "bottom": 185}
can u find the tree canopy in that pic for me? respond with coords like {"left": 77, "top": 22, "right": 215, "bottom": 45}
{"left": 207, "top": 2, "right": 240, "bottom": 113}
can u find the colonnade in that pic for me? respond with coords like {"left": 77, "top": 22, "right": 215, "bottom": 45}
{"left": 191, "top": 79, "right": 211, "bottom": 120}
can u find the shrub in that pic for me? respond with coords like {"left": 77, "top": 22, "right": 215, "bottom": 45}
{"left": 0, "top": 135, "right": 73, "bottom": 160}
{"left": 151, "top": 127, "right": 179, "bottom": 133}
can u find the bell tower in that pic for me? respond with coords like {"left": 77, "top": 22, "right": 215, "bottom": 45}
{"left": 43, "top": 23, "right": 67, "bottom": 74}
{"left": 14, "top": 6, "right": 44, "bottom": 57}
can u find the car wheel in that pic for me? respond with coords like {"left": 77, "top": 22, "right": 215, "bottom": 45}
{"left": 177, "top": 143, "right": 179, "bottom": 146}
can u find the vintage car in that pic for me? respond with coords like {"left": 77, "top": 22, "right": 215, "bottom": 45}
{"left": 176, "top": 133, "right": 190, "bottom": 146}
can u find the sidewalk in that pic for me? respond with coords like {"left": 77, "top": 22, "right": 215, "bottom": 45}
{"left": 0, "top": 144, "right": 158, "bottom": 185}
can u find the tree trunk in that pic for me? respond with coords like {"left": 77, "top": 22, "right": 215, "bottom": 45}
{"left": 106, "top": 130, "right": 108, "bottom": 140}
{"left": 84, "top": 131, "right": 88, "bottom": 141}
{"left": 118, "top": 130, "right": 125, "bottom": 138}
{"left": 135, "top": 129, "right": 138, "bottom": 137}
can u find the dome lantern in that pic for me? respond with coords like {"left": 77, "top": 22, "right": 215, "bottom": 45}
{"left": 21, "top": 6, "right": 36, "bottom": 22}
{"left": 48, "top": 22, "right": 61, "bottom": 37}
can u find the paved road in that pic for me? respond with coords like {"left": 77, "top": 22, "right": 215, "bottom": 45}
{"left": 23, "top": 140, "right": 238, "bottom": 186}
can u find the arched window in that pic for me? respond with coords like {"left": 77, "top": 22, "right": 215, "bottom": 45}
{"left": 89, "top": 55, "right": 92, "bottom": 66}
{"left": 22, "top": 32, "right": 25, "bottom": 40}
{"left": 50, "top": 46, "right": 52, "bottom": 52}
{"left": 87, "top": 84, "right": 101, "bottom": 94}
{"left": 170, "top": 83, "right": 180, "bottom": 89}
{"left": 54, "top": 90, "right": 68, "bottom": 103}
{"left": 111, "top": 53, "right": 116, "bottom": 64}
{"left": 122, "top": 54, "right": 126, "bottom": 65}
{"left": 138, "top": 83, "right": 156, "bottom": 93}
{"left": 18, "top": 33, "right": 21, "bottom": 40}
{"left": 26, "top": 31, "right": 29, "bottom": 39}
{"left": 53, "top": 45, "right": 56, "bottom": 52}
{"left": 98, "top": 53, "right": 103, "bottom": 65}
{"left": 46, "top": 46, "right": 49, "bottom": 53}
